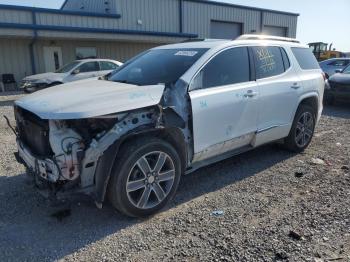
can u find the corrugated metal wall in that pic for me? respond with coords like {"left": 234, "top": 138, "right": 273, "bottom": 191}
{"left": 61, "top": 0, "right": 180, "bottom": 33}
{"left": 0, "top": 0, "right": 298, "bottom": 82}
{"left": 33, "top": 40, "right": 156, "bottom": 74}
{"left": 263, "top": 12, "right": 298, "bottom": 38}
{"left": 182, "top": 1, "right": 261, "bottom": 38}
{"left": 0, "top": 39, "right": 32, "bottom": 82}
{"left": 35, "top": 13, "right": 122, "bottom": 30}
{"left": 0, "top": 9, "right": 32, "bottom": 24}
{"left": 61, "top": 0, "right": 298, "bottom": 38}
{"left": 62, "top": 0, "right": 118, "bottom": 14}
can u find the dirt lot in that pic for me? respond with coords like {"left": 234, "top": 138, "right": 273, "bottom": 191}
{"left": 0, "top": 92, "right": 349, "bottom": 262}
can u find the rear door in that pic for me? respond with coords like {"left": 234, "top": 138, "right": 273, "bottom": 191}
{"left": 251, "top": 46, "right": 303, "bottom": 146}
{"left": 189, "top": 47, "right": 259, "bottom": 162}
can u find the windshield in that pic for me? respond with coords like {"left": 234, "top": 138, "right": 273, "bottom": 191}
{"left": 109, "top": 48, "right": 208, "bottom": 86}
{"left": 55, "top": 61, "right": 81, "bottom": 73}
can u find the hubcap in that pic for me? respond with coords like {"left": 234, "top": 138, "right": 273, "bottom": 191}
{"left": 295, "top": 112, "right": 314, "bottom": 148}
{"left": 126, "top": 151, "right": 176, "bottom": 209}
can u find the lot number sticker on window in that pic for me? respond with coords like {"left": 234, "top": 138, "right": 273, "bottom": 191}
{"left": 175, "top": 51, "right": 198, "bottom": 57}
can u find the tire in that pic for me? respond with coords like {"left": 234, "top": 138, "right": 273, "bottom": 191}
{"left": 284, "top": 104, "right": 316, "bottom": 153}
{"left": 108, "top": 137, "right": 182, "bottom": 217}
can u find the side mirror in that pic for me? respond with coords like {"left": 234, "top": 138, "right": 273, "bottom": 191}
{"left": 335, "top": 69, "right": 342, "bottom": 73}
{"left": 72, "top": 69, "right": 80, "bottom": 75}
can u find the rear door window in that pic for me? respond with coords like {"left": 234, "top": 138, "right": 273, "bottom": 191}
{"left": 291, "top": 47, "right": 320, "bottom": 70}
{"left": 100, "top": 61, "right": 119, "bottom": 71}
{"left": 252, "top": 46, "right": 285, "bottom": 79}
{"left": 192, "top": 47, "right": 250, "bottom": 89}
{"left": 78, "top": 62, "right": 100, "bottom": 73}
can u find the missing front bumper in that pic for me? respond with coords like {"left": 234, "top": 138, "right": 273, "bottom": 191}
{"left": 16, "top": 139, "right": 60, "bottom": 183}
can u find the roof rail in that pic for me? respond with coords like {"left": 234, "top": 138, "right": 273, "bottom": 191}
{"left": 236, "top": 34, "right": 300, "bottom": 44}
{"left": 181, "top": 38, "right": 226, "bottom": 43}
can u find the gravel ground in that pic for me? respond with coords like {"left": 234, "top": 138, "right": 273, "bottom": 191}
{"left": 0, "top": 92, "right": 349, "bottom": 262}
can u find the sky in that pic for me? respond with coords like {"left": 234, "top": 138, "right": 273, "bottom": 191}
{"left": 0, "top": 0, "right": 349, "bottom": 51}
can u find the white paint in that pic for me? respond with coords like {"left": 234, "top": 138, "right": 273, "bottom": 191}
{"left": 15, "top": 79, "right": 165, "bottom": 119}
{"left": 190, "top": 81, "right": 259, "bottom": 155}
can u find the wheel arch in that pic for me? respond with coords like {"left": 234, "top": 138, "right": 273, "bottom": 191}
{"left": 94, "top": 126, "right": 187, "bottom": 206}
{"left": 119, "top": 127, "right": 188, "bottom": 172}
{"left": 297, "top": 93, "right": 319, "bottom": 118}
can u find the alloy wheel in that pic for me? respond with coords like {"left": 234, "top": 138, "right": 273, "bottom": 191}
{"left": 295, "top": 112, "right": 314, "bottom": 148}
{"left": 126, "top": 151, "right": 176, "bottom": 209}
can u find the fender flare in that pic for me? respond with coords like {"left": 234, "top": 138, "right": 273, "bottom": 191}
{"left": 290, "top": 92, "right": 320, "bottom": 122}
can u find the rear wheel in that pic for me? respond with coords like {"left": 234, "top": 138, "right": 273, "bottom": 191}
{"left": 284, "top": 104, "right": 316, "bottom": 152}
{"left": 108, "top": 137, "right": 182, "bottom": 217}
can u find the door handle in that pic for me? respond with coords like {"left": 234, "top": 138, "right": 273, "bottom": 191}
{"left": 291, "top": 83, "right": 301, "bottom": 90}
{"left": 244, "top": 90, "right": 258, "bottom": 98}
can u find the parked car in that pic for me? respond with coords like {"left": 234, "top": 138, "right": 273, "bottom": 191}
{"left": 324, "top": 64, "right": 350, "bottom": 104}
{"left": 21, "top": 59, "right": 122, "bottom": 93}
{"left": 319, "top": 58, "right": 350, "bottom": 78}
{"left": 11, "top": 35, "right": 324, "bottom": 217}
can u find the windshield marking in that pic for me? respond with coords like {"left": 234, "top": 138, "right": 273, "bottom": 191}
{"left": 175, "top": 51, "right": 199, "bottom": 57}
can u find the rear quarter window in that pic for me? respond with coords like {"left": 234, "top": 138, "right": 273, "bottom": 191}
{"left": 291, "top": 47, "right": 320, "bottom": 70}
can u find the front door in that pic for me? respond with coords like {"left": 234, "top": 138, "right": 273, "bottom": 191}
{"left": 43, "top": 46, "right": 63, "bottom": 72}
{"left": 189, "top": 47, "right": 259, "bottom": 162}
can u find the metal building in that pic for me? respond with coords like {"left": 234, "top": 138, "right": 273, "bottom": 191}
{"left": 0, "top": 0, "right": 299, "bottom": 82}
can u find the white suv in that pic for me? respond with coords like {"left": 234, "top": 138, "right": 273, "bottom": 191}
{"left": 12, "top": 35, "right": 325, "bottom": 217}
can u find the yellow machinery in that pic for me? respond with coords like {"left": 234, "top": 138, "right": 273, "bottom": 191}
{"left": 308, "top": 42, "right": 345, "bottom": 61}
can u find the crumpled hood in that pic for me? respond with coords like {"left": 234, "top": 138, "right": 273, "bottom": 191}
{"left": 15, "top": 79, "right": 165, "bottom": 119}
{"left": 23, "top": 72, "right": 66, "bottom": 83}
{"left": 329, "top": 73, "right": 350, "bottom": 85}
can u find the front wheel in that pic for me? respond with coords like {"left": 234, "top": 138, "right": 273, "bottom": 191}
{"left": 108, "top": 137, "right": 182, "bottom": 217}
{"left": 284, "top": 104, "right": 316, "bottom": 152}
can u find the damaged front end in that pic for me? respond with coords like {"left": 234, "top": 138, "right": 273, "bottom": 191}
{"left": 14, "top": 105, "right": 160, "bottom": 206}
{"left": 11, "top": 77, "right": 193, "bottom": 209}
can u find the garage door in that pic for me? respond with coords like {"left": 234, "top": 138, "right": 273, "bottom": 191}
{"left": 210, "top": 21, "right": 242, "bottom": 39}
{"left": 263, "top": 26, "right": 287, "bottom": 37}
